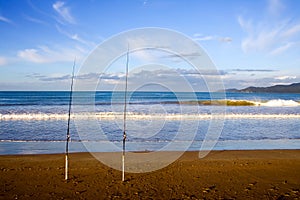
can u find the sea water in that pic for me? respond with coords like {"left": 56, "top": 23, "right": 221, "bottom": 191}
{"left": 0, "top": 91, "right": 299, "bottom": 154}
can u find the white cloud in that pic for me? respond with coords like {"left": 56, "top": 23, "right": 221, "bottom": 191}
{"left": 0, "top": 15, "right": 12, "bottom": 24}
{"left": 63, "top": 68, "right": 222, "bottom": 91}
{"left": 18, "top": 49, "right": 46, "bottom": 63}
{"left": 239, "top": 16, "right": 286, "bottom": 53}
{"left": 5, "top": 66, "right": 298, "bottom": 91}
{"left": 23, "top": 15, "right": 46, "bottom": 25}
{"left": 238, "top": 0, "right": 299, "bottom": 55}
{"left": 219, "top": 37, "right": 232, "bottom": 43}
{"left": 237, "top": 16, "right": 251, "bottom": 32}
{"left": 193, "top": 34, "right": 232, "bottom": 43}
{"left": 131, "top": 49, "right": 157, "bottom": 62}
{"left": 17, "top": 45, "right": 84, "bottom": 63}
{"left": 71, "top": 34, "right": 86, "bottom": 44}
{"left": 275, "top": 75, "right": 296, "bottom": 80}
{"left": 53, "top": 1, "right": 75, "bottom": 24}
{"left": 55, "top": 25, "right": 95, "bottom": 47}
{"left": 221, "top": 71, "right": 300, "bottom": 89}
{"left": 194, "top": 35, "right": 215, "bottom": 41}
{"left": 269, "top": 42, "right": 294, "bottom": 55}
{"left": 0, "top": 57, "right": 8, "bottom": 66}
{"left": 282, "top": 24, "right": 300, "bottom": 38}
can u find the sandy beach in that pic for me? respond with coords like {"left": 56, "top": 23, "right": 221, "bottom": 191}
{"left": 0, "top": 150, "right": 299, "bottom": 199}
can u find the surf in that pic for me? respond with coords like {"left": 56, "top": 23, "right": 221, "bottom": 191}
{"left": 180, "top": 99, "right": 300, "bottom": 107}
{"left": 1, "top": 112, "right": 300, "bottom": 121}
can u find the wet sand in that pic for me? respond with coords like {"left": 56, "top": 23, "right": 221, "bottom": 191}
{"left": 0, "top": 150, "right": 299, "bottom": 199}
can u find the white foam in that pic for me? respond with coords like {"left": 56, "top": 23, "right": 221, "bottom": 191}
{"left": 1, "top": 112, "right": 300, "bottom": 121}
{"left": 257, "top": 99, "right": 300, "bottom": 107}
{"left": 223, "top": 99, "right": 300, "bottom": 107}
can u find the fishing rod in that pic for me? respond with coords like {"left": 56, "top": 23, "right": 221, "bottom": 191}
{"left": 122, "top": 47, "right": 129, "bottom": 182}
{"left": 65, "top": 58, "right": 76, "bottom": 180}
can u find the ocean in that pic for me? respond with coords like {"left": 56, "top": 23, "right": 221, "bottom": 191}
{"left": 0, "top": 91, "right": 299, "bottom": 154}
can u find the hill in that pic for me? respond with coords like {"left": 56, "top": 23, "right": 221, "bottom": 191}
{"left": 226, "top": 82, "right": 300, "bottom": 93}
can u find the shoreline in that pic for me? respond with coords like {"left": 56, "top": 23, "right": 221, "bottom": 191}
{"left": 1, "top": 150, "right": 299, "bottom": 199}
{"left": 1, "top": 139, "right": 300, "bottom": 155}
{"left": 1, "top": 148, "right": 300, "bottom": 156}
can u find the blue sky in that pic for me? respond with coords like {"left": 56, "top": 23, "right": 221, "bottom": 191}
{"left": 0, "top": 0, "right": 300, "bottom": 91}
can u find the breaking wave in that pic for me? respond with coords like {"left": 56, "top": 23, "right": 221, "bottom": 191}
{"left": 181, "top": 99, "right": 300, "bottom": 107}
{"left": 1, "top": 112, "right": 300, "bottom": 121}
{"left": 257, "top": 99, "right": 299, "bottom": 107}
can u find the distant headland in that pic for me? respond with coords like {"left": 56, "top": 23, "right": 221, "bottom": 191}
{"left": 226, "top": 82, "right": 300, "bottom": 93}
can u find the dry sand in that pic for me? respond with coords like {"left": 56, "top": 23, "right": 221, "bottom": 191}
{"left": 0, "top": 150, "right": 299, "bottom": 199}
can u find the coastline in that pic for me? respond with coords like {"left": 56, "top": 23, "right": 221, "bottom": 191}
{"left": 1, "top": 139, "right": 300, "bottom": 155}
{"left": 1, "top": 150, "right": 299, "bottom": 199}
